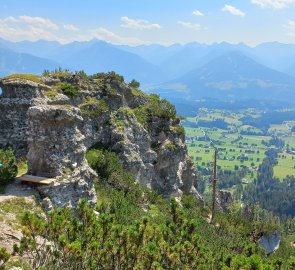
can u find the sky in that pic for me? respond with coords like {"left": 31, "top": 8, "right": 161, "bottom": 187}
{"left": 0, "top": 0, "right": 295, "bottom": 46}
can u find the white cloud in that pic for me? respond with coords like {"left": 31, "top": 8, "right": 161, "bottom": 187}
{"left": 63, "top": 24, "right": 79, "bottom": 32}
{"left": 2, "top": 16, "right": 18, "bottom": 23}
{"left": 192, "top": 10, "right": 204, "bottom": 16}
{"left": 90, "top": 27, "right": 144, "bottom": 45}
{"left": 283, "top": 20, "right": 295, "bottom": 36}
{"left": 0, "top": 16, "right": 83, "bottom": 43}
{"left": 0, "top": 16, "right": 59, "bottom": 42}
{"left": 19, "top": 15, "right": 59, "bottom": 30}
{"left": 0, "top": 15, "right": 147, "bottom": 45}
{"left": 121, "top": 16, "right": 161, "bottom": 29}
{"left": 178, "top": 21, "right": 201, "bottom": 30}
{"left": 251, "top": 0, "right": 295, "bottom": 8}
{"left": 222, "top": 4, "right": 246, "bottom": 17}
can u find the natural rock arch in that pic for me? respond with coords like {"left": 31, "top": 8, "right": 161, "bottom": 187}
{"left": 0, "top": 74, "right": 203, "bottom": 208}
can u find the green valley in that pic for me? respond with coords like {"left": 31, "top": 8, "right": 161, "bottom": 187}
{"left": 183, "top": 107, "right": 295, "bottom": 195}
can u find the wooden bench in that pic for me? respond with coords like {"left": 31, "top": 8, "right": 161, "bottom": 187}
{"left": 17, "top": 174, "right": 56, "bottom": 185}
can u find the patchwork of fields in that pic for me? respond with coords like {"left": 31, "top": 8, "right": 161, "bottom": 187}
{"left": 184, "top": 109, "right": 295, "bottom": 182}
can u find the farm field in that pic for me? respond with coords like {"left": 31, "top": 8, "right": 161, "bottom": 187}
{"left": 274, "top": 153, "right": 295, "bottom": 179}
{"left": 183, "top": 108, "right": 295, "bottom": 182}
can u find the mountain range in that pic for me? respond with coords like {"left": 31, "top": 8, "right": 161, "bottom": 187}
{"left": 1, "top": 38, "right": 295, "bottom": 103}
{"left": 153, "top": 51, "right": 295, "bottom": 101}
{"left": 0, "top": 47, "right": 59, "bottom": 78}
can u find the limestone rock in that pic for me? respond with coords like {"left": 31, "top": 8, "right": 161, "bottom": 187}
{"left": 216, "top": 190, "right": 233, "bottom": 212}
{"left": 258, "top": 231, "right": 281, "bottom": 255}
{"left": 0, "top": 79, "right": 47, "bottom": 158}
{"left": 0, "top": 74, "right": 202, "bottom": 209}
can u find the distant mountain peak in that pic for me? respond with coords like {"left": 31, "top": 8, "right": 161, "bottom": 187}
{"left": 154, "top": 50, "right": 295, "bottom": 102}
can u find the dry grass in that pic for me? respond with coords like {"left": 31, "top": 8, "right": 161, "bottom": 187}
{"left": 3, "top": 74, "right": 42, "bottom": 84}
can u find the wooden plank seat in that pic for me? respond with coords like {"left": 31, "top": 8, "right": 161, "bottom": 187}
{"left": 17, "top": 174, "right": 56, "bottom": 185}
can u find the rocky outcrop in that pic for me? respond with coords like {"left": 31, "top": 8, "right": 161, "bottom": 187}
{"left": 216, "top": 190, "right": 233, "bottom": 212}
{"left": 258, "top": 231, "right": 281, "bottom": 255}
{"left": 27, "top": 105, "right": 85, "bottom": 178}
{"left": 0, "top": 79, "right": 48, "bottom": 158}
{"left": 0, "top": 73, "right": 202, "bottom": 208}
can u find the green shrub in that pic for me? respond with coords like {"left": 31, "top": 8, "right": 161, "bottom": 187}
{"left": 18, "top": 198, "right": 210, "bottom": 269}
{"left": 15, "top": 170, "right": 295, "bottom": 270}
{"left": 86, "top": 148, "right": 139, "bottom": 194}
{"left": 86, "top": 149, "right": 107, "bottom": 177}
{"left": 0, "top": 148, "right": 17, "bottom": 188}
{"left": 148, "top": 96, "right": 176, "bottom": 119}
{"left": 178, "top": 115, "right": 186, "bottom": 121}
{"left": 17, "top": 157, "right": 28, "bottom": 176}
{"left": 171, "top": 125, "right": 185, "bottom": 136}
{"left": 80, "top": 97, "right": 109, "bottom": 117}
{"left": 108, "top": 71, "right": 124, "bottom": 82}
{"left": 129, "top": 79, "right": 140, "bottom": 89}
{"left": 90, "top": 71, "right": 124, "bottom": 83}
{"left": 0, "top": 248, "right": 10, "bottom": 267}
{"left": 89, "top": 72, "right": 107, "bottom": 80}
{"left": 43, "top": 67, "right": 72, "bottom": 78}
{"left": 133, "top": 107, "right": 148, "bottom": 128}
{"left": 75, "top": 70, "right": 88, "bottom": 80}
{"left": 182, "top": 194, "right": 200, "bottom": 209}
{"left": 86, "top": 147, "right": 143, "bottom": 223}
{"left": 133, "top": 94, "right": 176, "bottom": 128}
{"left": 57, "top": 82, "right": 79, "bottom": 97}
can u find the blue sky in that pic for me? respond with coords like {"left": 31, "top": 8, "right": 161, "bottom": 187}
{"left": 1, "top": 0, "right": 295, "bottom": 46}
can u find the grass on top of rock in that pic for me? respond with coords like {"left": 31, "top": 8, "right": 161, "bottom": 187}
{"left": 164, "top": 141, "right": 178, "bottom": 150}
{"left": 80, "top": 97, "right": 109, "bottom": 117}
{"left": 3, "top": 74, "right": 42, "bottom": 84}
{"left": 44, "top": 90, "right": 58, "bottom": 99}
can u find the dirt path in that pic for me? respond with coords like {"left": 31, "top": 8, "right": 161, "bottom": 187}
{"left": 0, "top": 180, "right": 39, "bottom": 202}
{"left": 0, "top": 180, "right": 40, "bottom": 253}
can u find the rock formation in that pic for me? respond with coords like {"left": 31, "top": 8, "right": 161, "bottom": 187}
{"left": 0, "top": 73, "right": 202, "bottom": 208}
{"left": 258, "top": 231, "right": 281, "bottom": 255}
{"left": 216, "top": 190, "right": 233, "bottom": 212}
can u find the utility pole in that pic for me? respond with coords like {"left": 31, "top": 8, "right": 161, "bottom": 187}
{"left": 211, "top": 148, "right": 218, "bottom": 223}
